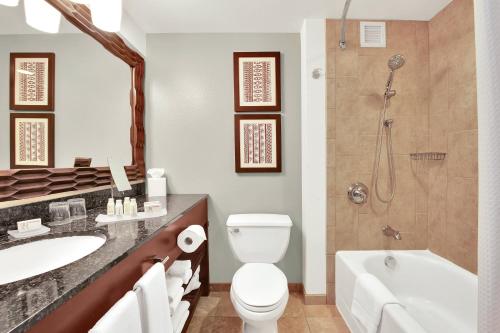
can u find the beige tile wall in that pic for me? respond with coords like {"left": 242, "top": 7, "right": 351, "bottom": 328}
{"left": 325, "top": 19, "right": 431, "bottom": 303}
{"left": 325, "top": 0, "right": 478, "bottom": 304}
{"left": 428, "top": 0, "right": 478, "bottom": 273}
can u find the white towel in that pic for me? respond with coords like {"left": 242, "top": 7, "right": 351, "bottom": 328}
{"left": 167, "top": 260, "right": 193, "bottom": 284}
{"left": 172, "top": 301, "right": 190, "bottom": 332}
{"left": 174, "top": 310, "right": 190, "bottom": 333}
{"left": 167, "top": 260, "right": 191, "bottom": 276}
{"left": 89, "top": 291, "right": 143, "bottom": 333}
{"left": 351, "top": 273, "right": 400, "bottom": 333}
{"left": 184, "top": 266, "right": 201, "bottom": 295}
{"left": 169, "top": 285, "right": 184, "bottom": 314}
{"left": 166, "top": 276, "right": 184, "bottom": 301}
{"left": 133, "top": 263, "right": 174, "bottom": 333}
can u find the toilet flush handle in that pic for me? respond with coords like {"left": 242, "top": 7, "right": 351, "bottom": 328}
{"left": 229, "top": 228, "right": 240, "bottom": 234}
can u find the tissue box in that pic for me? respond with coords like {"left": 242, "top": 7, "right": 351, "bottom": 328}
{"left": 147, "top": 177, "right": 166, "bottom": 197}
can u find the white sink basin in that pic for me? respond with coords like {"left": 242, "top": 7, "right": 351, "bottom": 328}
{"left": 0, "top": 235, "right": 106, "bottom": 285}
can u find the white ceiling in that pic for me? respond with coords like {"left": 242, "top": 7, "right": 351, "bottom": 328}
{"left": 123, "top": 0, "right": 453, "bottom": 33}
{"left": 0, "top": 2, "right": 79, "bottom": 34}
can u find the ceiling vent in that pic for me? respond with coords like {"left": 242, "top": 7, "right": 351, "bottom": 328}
{"left": 360, "top": 22, "right": 386, "bottom": 48}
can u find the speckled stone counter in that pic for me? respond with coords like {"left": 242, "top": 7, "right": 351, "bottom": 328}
{"left": 0, "top": 194, "right": 207, "bottom": 333}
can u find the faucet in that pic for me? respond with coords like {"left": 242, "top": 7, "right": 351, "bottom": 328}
{"left": 382, "top": 225, "right": 402, "bottom": 240}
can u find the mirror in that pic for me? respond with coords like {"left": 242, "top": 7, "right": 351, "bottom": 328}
{"left": 0, "top": 3, "right": 132, "bottom": 170}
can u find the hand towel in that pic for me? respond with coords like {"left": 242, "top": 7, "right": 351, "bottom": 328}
{"left": 167, "top": 260, "right": 191, "bottom": 276}
{"left": 166, "top": 276, "right": 184, "bottom": 301}
{"left": 89, "top": 291, "right": 142, "bottom": 333}
{"left": 169, "top": 285, "right": 184, "bottom": 314}
{"left": 133, "top": 263, "right": 174, "bottom": 333}
{"left": 174, "top": 310, "right": 190, "bottom": 333}
{"left": 183, "top": 266, "right": 201, "bottom": 295}
{"left": 351, "top": 273, "right": 400, "bottom": 333}
{"left": 172, "top": 301, "right": 190, "bottom": 332}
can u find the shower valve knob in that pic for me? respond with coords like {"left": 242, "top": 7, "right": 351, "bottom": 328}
{"left": 347, "top": 183, "right": 368, "bottom": 205}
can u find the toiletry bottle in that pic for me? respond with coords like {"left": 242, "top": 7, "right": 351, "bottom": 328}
{"left": 115, "top": 199, "right": 123, "bottom": 217}
{"left": 130, "top": 198, "right": 138, "bottom": 217}
{"left": 107, "top": 198, "right": 115, "bottom": 216}
{"left": 123, "top": 197, "right": 131, "bottom": 216}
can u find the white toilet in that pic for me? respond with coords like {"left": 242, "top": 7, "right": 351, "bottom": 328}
{"left": 226, "top": 214, "right": 292, "bottom": 333}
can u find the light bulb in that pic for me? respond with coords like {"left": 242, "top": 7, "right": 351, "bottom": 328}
{"left": 0, "top": 0, "right": 19, "bottom": 6}
{"left": 24, "top": 0, "right": 61, "bottom": 33}
{"left": 90, "top": 0, "right": 122, "bottom": 32}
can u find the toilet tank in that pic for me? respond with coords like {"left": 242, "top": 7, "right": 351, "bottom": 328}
{"left": 226, "top": 214, "right": 292, "bottom": 263}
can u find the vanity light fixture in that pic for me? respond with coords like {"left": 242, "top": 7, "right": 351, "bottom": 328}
{"left": 24, "top": 0, "right": 61, "bottom": 33}
{"left": 90, "top": 0, "right": 122, "bottom": 32}
{"left": 0, "top": 0, "right": 19, "bottom": 6}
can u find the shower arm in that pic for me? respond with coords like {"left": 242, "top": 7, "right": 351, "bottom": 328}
{"left": 339, "top": 0, "right": 352, "bottom": 49}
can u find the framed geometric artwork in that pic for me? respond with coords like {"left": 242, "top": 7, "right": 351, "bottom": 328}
{"left": 10, "top": 113, "right": 55, "bottom": 169}
{"left": 10, "top": 53, "right": 55, "bottom": 111}
{"left": 234, "top": 114, "right": 282, "bottom": 173}
{"left": 233, "top": 52, "right": 281, "bottom": 112}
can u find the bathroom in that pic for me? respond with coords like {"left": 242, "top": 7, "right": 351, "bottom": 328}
{"left": 0, "top": 0, "right": 496, "bottom": 332}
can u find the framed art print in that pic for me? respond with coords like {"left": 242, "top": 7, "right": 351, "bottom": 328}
{"left": 10, "top": 113, "right": 55, "bottom": 169}
{"left": 235, "top": 114, "right": 281, "bottom": 173}
{"left": 233, "top": 52, "right": 281, "bottom": 112}
{"left": 10, "top": 53, "right": 55, "bottom": 111}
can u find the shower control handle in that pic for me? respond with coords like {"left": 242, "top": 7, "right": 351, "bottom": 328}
{"left": 347, "top": 183, "right": 368, "bottom": 205}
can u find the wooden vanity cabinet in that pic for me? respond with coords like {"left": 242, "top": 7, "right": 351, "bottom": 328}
{"left": 28, "top": 198, "right": 209, "bottom": 333}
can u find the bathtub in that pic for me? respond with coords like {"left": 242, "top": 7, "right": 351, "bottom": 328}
{"left": 335, "top": 250, "right": 477, "bottom": 333}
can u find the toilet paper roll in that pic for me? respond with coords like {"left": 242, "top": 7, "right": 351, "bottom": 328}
{"left": 177, "top": 225, "right": 206, "bottom": 253}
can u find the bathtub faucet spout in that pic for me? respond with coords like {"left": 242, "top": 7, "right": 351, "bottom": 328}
{"left": 382, "top": 225, "right": 402, "bottom": 240}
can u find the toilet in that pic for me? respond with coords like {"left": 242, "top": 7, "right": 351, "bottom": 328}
{"left": 226, "top": 214, "right": 292, "bottom": 333}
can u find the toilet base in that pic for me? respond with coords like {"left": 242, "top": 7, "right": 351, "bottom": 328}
{"left": 243, "top": 320, "right": 278, "bottom": 333}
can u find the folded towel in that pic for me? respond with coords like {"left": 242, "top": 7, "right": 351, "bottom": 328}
{"left": 172, "top": 301, "right": 190, "bottom": 332}
{"left": 169, "top": 285, "right": 184, "bottom": 314}
{"left": 167, "top": 269, "right": 192, "bottom": 284}
{"left": 184, "top": 266, "right": 201, "bottom": 295}
{"left": 89, "top": 291, "right": 142, "bottom": 333}
{"left": 351, "top": 273, "right": 400, "bottom": 333}
{"left": 174, "top": 310, "right": 190, "bottom": 333}
{"left": 133, "top": 263, "right": 174, "bottom": 333}
{"left": 166, "top": 276, "right": 184, "bottom": 301}
{"left": 167, "top": 260, "right": 191, "bottom": 276}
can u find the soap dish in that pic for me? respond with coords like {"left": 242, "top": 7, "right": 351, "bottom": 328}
{"left": 7, "top": 225, "right": 50, "bottom": 239}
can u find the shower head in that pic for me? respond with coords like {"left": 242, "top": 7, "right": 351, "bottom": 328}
{"left": 388, "top": 54, "right": 405, "bottom": 71}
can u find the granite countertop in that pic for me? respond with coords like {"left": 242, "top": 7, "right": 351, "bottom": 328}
{"left": 0, "top": 194, "right": 207, "bottom": 333}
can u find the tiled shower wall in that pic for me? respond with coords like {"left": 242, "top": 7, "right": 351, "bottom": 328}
{"left": 428, "top": 0, "right": 478, "bottom": 273}
{"left": 325, "top": 0, "right": 477, "bottom": 304}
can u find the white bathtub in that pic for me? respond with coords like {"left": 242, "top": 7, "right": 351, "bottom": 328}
{"left": 335, "top": 250, "right": 477, "bottom": 333}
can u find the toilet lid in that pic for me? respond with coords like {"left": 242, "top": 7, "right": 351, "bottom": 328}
{"left": 232, "top": 263, "right": 288, "bottom": 311}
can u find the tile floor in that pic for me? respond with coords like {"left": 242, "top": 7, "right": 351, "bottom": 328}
{"left": 186, "top": 292, "right": 350, "bottom": 333}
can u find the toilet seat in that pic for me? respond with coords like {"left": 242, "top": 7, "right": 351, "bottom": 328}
{"left": 231, "top": 263, "right": 288, "bottom": 313}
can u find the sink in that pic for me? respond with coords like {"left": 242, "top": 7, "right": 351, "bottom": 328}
{"left": 0, "top": 234, "right": 106, "bottom": 285}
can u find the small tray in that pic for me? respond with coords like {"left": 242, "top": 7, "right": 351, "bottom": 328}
{"left": 7, "top": 225, "right": 50, "bottom": 239}
{"left": 95, "top": 209, "right": 168, "bottom": 225}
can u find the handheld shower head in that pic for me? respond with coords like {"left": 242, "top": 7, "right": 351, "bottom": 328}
{"left": 385, "top": 54, "right": 405, "bottom": 99}
{"left": 388, "top": 54, "right": 405, "bottom": 71}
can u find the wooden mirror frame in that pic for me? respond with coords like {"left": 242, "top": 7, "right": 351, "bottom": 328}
{"left": 0, "top": 0, "right": 145, "bottom": 202}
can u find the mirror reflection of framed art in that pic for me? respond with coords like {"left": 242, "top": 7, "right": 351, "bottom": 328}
{"left": 10, "top": 113, "right": 55, "bottom": 169}
{"left": 10, "top": 53, "right": 55, "bottom": 111}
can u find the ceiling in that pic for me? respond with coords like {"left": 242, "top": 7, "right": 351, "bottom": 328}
{"left": 0, "top": 0, "right": 454, "bottom": 35}
{"left": 0, "top": 2, "right": 79, "bottom": 34}
{"left": 123, "top": 0, "right": 453, "bottom": 33}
